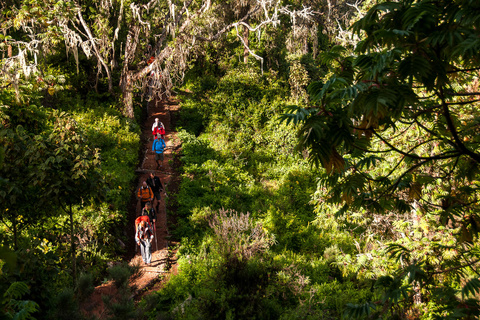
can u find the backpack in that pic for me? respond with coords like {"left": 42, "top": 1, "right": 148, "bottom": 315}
{"left": 135, "top": 215, "right": 151, "bottom": 231}
{"left": 153, "top": 139, "right": 165, "bottom": 152}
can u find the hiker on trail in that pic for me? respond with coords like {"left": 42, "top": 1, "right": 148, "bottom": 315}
{"left": 135, "top": 220, "right": 154, "bottom": 265}
{"left": 152, "top": 118, "right": 160, "bottom": 131}
{"left": 152, "top": 118, "right": 165, "bottom": 139}
{"left": 141, "top": 201, "right": 157, "bottom": 225}
{"left": 137, "top": 181, "right": 154, "bottom": 211}
{"left": 152, "top": 121, "right": 165, "bottom": 139}
{"left": 152, "top": 134, "right": 166, "bottom": 169}
{"left": 146, "top": 172, "right": 163, "bottom": 212}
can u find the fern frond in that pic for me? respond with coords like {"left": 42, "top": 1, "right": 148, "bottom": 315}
{"left": 332, "top": 82, "right": 369, "bottom": 104}
{"left": 386, "top": 243, "right": 411, "bottom": 263}
{"left": 452, "top": 34, "right": 480, "bottom": 63}
{"left": 384, "top": 284, "right": 411, "bottom": 304}
{"left": 318, "top": 45, "right": 348, "bottom": 66}
{"left": 398, "top": 54, "right": 433, "bottom": 84}
{"left": 461, "top": 277, "right": 480, "bottom": 299}
{"left": 279, "top": 106, "right": 317, "bottom": 126}
{"left": 9, "top": 300, "right": 39, "bottom": 320}
{"left": 5, "top": 282, "right": 29, "bottom": 300}
{"left": 404, "top": 263, "right": 426, "bottom": 284}
{"left": 402, "top": 1, "right": 438, "bottom": 31}
{"left": 344, "top": 302, "right": 377, "bottom": 319}
{"left": 308, "top": 77, "right": 349, "bottom": 104}
{"left": 352, "top": 2, "right": 402, "bottom": 35}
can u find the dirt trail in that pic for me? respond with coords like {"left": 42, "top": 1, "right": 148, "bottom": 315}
{"left": 130, "top": 96, "right": 180, "bottom": 283}
{"left": 81, "top": 97, "right": 181, "bottom": 317}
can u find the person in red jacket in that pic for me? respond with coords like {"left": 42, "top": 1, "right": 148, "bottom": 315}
{"left": 152, "top": 118, "right": 165, "bottom": 139}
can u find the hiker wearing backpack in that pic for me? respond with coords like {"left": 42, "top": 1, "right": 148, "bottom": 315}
{"left": 135, "top": 219, "right": 154, "bottom": 265}
{"left": 146, "top": 172, "right": 163, "bottom": 212}
{"left": 152, "top": 118, "right": 160, "bottom": 132}
{"left": 141, "top": 202, "right": 158, "bottom": 251}
{"left": 152, "top": 134, "right": 166, "bottom": 169}
{"left": 152, "top": 118, "right": 165, "bottom": 139}
{"left": 137, "top": 181, "right": 154, "bottom": 211}
{"left": 141, "top": 202, "right": 156, "bottom": 225}
{"left": 152, "top": 122, "right": 165, "bottom": 139}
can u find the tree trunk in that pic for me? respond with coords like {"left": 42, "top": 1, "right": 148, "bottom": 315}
{"left": 120, "top": 24, "right": 143, "bottom": 119}
{"left": 121, "top": 54, "right": 160, "bottom": 118}
{"left": 69, "top": 205, "right": 77, "bottom": 285}
{"left": 13, "top": 217, "right": 17, "bottom": 250}
{"left": 243, "top": 24, "right": 249, "bottom": 64}
{"left": 121, "top": 71, "right": 135, "bottom": 118}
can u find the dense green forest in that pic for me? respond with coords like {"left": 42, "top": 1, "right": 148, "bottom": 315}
{"left": 2, "top": 0, "right": 480, "bottom": 319}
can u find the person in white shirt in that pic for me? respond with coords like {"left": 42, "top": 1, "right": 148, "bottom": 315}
{"left": 152, "top": 118, "right": 160, "bottom": 132}
{"left": 135, "top": 220, "right": 154, "bottom": 265}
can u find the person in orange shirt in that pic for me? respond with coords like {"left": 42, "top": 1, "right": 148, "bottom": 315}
{"left": 137, "top": 180, "right": 153, "bottom": 211}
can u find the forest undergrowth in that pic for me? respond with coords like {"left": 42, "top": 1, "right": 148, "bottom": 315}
{"left": 3, "top": 0, "right": 480, "bottom": 319}
{"left": 137, "top": 67, "right": 373, "bottom": 319}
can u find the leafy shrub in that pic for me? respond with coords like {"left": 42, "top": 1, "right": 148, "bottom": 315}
{"left": 77, "top": 273, "right": 95, "bottom": 302}
{"left": 0, "top": 281, "right": 39, "bottom": 320}
{"left": 176, "top": 99, "right": 207, "bottom": 136}
{"left": 177, "top": 130, "right": 218, "bottom": 166}
{"left": 48, "top": 288, "right": 84, "bottom": 320}
{"left": 208, "top": 208, "right": 275, "bottom": 263}
{"left": 108, "top": 262, "right": 140, "bottom": 289}
{"left": 1, "top": 83, "right": 141, "bottom": 318}
{"left": 165, "top": 66, "right": 377, "bottom": 319}
{"left": 198, "top": 74, "right": 219, "bottom": 92}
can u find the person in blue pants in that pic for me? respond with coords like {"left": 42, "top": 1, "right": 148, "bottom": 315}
{"left": 152, "top": 134, "right": 166, "bottom": 169}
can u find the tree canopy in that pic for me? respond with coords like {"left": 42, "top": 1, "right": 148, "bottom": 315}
{"left": 284, "top": 0, "right": 480, "bottom": 316}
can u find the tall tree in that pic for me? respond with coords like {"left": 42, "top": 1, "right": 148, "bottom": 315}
{"left": 0, "top": 0, "right": 315, "bottom": 118}
{"left": 0, "top": 111, "right": 104, "bottom": 283}
{"left": 284, "top": 0, "right": 480, "bottom": 316}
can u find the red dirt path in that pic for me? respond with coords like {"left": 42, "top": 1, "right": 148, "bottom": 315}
{"left": 81, "top": 97, "right": 181, "bottom": 318}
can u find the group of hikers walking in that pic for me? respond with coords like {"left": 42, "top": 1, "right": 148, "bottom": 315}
{"left": 135, "top": 117, "right": 168, "bottom": 265}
